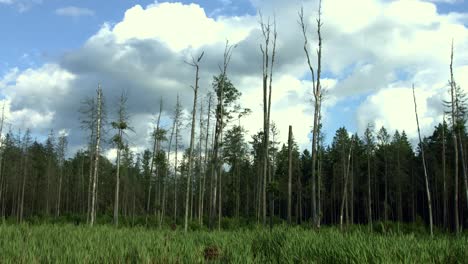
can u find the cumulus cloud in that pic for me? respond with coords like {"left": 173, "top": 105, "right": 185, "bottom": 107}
{"left": 0, "top": 0, "right": 467, "bottom": 158}
{"left": 55, "top": 6, "right": 95, "bottom": 17}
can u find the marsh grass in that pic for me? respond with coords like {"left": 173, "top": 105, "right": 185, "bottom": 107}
{"left": 0, "top": 223, "right": 466, "bottom": 263}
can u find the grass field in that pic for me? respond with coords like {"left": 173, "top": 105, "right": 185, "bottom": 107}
{"left": 1, "top": 223, "right": 467, "bottom": 263}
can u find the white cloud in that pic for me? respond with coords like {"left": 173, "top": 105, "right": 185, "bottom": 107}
{"left": 55, "top": 6, "right": 95, "bottom": 17}
{"left": 111, "top": 2, "right": 256, "bottom": 52}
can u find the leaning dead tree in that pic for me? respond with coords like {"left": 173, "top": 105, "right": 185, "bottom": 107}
{"left": 90, "top": 85, "right": 103, "bottom": 226}
{"left": 412, "top": 84, "right": 433, "bottom": 237}
{"left": 259, "top": 12, "right": 277, "bottom": 228}
{"left": 184, "top": 51, "right": 204, "bottom": 232}
{"left": 299, "top": 0, "right": 323, "bottom": 227}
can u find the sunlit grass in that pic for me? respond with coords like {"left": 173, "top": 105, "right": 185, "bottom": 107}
{"left": 0, "top": 223, "right": 466, "bottom": 263}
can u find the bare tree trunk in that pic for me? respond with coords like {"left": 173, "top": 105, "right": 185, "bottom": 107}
{"left": 210, "top": 42, "right": 234, "bottom": 230}
{"left": 19, "top": 155, "right": 27, "bottom": 223}
{"left": 340, "top": 140, "right": 353, "bottom": 230}
{"left": 90, "top": 85, "right": 103, "bottom": 226}
{"left": 185, "top": 52, "right": 204, "bottom": 232}
{"left": 259, "top": 13, "right": 277, "bottom": 228}
{"left": 113, "top": 129, "right": 122, "bottom": 226}
{"left": 384, "top": 153, "right": 388, "bottom": 222}
{"left": 449, "top": 42, "right": 460, "bottom": 234}
{"left": 200, "top": 96, "right": 211, "bottom": 225}
{"left": 413, "top": 84, "right": 434, "bottom": 237}
{"left": 442, "top": 116, "right": 448, "bottom": 229}
{"left": 367, "top": 146, "right": 372, "bottom": 229}
{"left": 154, "top": 100, "right": 163, "bottom": 221}
{"left": 56, "top": 160, "right": 64, "bottom": 217}
{"left": 174, "top": 108, "right": 179, "bottom": 223}
{"left": 86, "top": 146, "right": 94, "bottom": 223}
{"left": 146, "top": 130, "right": 156, "bottom": 219}
{"left": 299, "top": 1, "right": 323, "bottom": 227}
{"left": 162, "top": 110, "right": 176, "bottom": 227}
{"left": 288, "top": 126, "right": 293, "bottom": 224}
{"left": 218, "top": 138, "right": 223, "bottom": 231}
{"left": 198, "top": 102, "right": 204, "bottom": 224}
{"left": 0, "top": 104, "right": 5, "bottom": 217}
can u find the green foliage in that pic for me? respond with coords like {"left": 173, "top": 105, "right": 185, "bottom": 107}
{"left": 0, "top": 224, "right": 466, "bottom": 263}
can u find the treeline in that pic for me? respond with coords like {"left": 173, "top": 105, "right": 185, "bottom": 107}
{"left": 0, "top": 77, "right": 466, "bottom": 233}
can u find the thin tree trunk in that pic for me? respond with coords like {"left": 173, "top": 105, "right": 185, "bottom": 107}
{"left": 174, "top": 117, "right": 179, "bottom": 223}
{"left": 200, "top": 96, "right": 211, "bottom": 225}
{"left": 185, "top": 52, "right": 203, "bottom": 232}
{"left": 113, "top": 129, "right": 122, "bottom": 226}
{"left": 211, "top": 42, "right": 234, "bottom": 230}
{"left": 450, "top": 42, "right": 460, "bottom": 234}
{"left": 288, "top": 125, "right": 293, "bottom": 224}
{"left": 90, "top": 85, "right": 102, "bottom": 226}
{"left": 340, "top": 141, "right": 353, "bottom": 230}
{"left": 367, "top": 149, "right": 372, "bottom": 228}
{"left": 442, "top": 118, "right": 448, "bottom": 229}
{"left": 56, "top": 165, "right": 63, "bottom": 217}
{"left": 299, "top": 2, "right": 322, "bottom": 227}
{"left": 412, "top": 84, "right": 433, "bottom": 237}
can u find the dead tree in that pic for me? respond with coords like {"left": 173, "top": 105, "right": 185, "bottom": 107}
{"left": 184, "top": 51, "right": 204, "bottom": 232}
{"left": 112, "top": 92, "right": 130, "bottom": 226}
{"left": 412, "top": 84, "right": 434, "bottom": 237}
{"left": 173, "top": 95, "right": 182, "bottom": 223}
{"left": 90, "top": 85, "right": 103, "bottom": 226}
{"left": 287, "top": 126, "right": 293, "bottom": 224}
{"left": 56, "top": 133, "right": 67, "bottom": 217}
{"left": 0, "top": 104, "right": 6, "bottom": 214}
{"left": 299, "top": 0, "right": 323, "bottom": 227}
{"left": 199, "top": 95, "right": 212, "bottom": 225}
{"left": 442, "top": 115, "right": 448, "bottom": 229}
{"left": 162, "top": 104, "right": 177, "bottom": 226}
{"left": 259, "top": 12, "right": 277, "bottom": 228}
{"left": 449, "top": 41, "right": 460, "bottom": 234}
{"left": 339, "top": 138, "right": 353, "bottom": 230}
{"left": 146, "top": 99, "right": 163, "bottom": 223}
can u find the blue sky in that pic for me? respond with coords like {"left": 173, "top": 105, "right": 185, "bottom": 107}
{"left": 2, "top": 0, "right": 464, "bottom": 73}
{"left": 0, "top": 0, "right": 467, "bottom": 155}
{"left": 0, "top": 0, "right": 257, "bottom": 72}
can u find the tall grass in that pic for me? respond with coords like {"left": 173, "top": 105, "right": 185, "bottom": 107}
{"left": 0, "top": 223, "right": 466, "bottom": 263}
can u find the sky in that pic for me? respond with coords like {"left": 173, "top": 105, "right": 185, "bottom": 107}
{"left": 0, "top": 0, "right": 467, "bottom": 159}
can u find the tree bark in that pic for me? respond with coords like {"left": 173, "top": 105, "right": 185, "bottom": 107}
{"left": 113, "top": 129, "right": 122, "bottom": 226}
{"left": 90, "top": 85, "right": 102, "bottom": 226}
{"left": 288, "top": 126, "right": 293, "bottom": 224}
{"left": 449, "top": 42, "right": 460, "bottom": 234}
{"left": 185, "top": 52, "right": 203, "bottom": 232}
{"left": 412, "top": 84, "right": 433, "bottom": 237}
{"left": 299, "top": 1, "right": 322, "bottom": 227}
{"left": 340, "top": 140, "right": 353, "bottom": 230}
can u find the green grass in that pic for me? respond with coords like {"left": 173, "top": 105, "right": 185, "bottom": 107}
{"left": 0, "top": 223, "right": 467, "bottom": 263}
